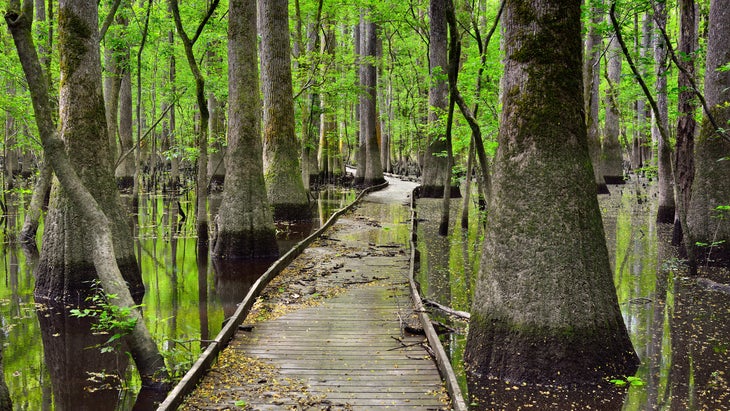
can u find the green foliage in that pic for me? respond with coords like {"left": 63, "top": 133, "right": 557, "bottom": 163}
{"left": 70, "top": 283, "right": 140, "bottom": 354}
{"left": 610, "top": 376, "right": 645, "bottom": 387}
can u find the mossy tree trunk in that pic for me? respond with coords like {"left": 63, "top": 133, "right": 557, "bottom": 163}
{"left": 464, "top": 0, "right": 639, "bottom": 386}
{"left": 5, "top": 0, "right": 168, "bottom": 387}
{"left": 653, "top": 1, "right": 674, "bottom": 223}
{"left": 421, "top": 0, "right": 455, "bottom": 198}
{"left": 360, "top": 14, "right": 385, "bottom": 187}
{"left": 261, "top": 0, "right": 310, "bottom": 220}
{"left": 602, "top": 33, "right": 624, "bottom": 184}
{"left": 296, "top": 0, "right": 324, "bottom": 187}
{"left": 207, "top": 91, "right": 226, "bottom": 192}
{"left": 116, "top": 69, "right": 135, "bottom": 191}
{"left": 673, "top": 0, "right": 697, "bottom": 247}
{"left": 584, "top": 1, "right": 608, "bottom": 194}
{"left": 34, "top": 0, "right": 143, "bottom": 303}
{"left": 318, "top": 27, "right": 340, "bottom": 183}
{"left": 353, "top": 18, "right": 365, "bottom": 185}
{"left": 213, "top": 0, "right": 278, "bottom": 260}
{"left": 687, "top": 0, "right": 730, "bottom": 267}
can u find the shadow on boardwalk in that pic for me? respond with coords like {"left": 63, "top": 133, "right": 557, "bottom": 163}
{"left": 180, "top": 178, "right": 451, "bottom": 410}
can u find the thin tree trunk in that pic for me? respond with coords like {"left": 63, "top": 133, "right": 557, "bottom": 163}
{"left": 461, "top": 138, "right": 474, "bottom": 229}
{"left": 116, "top": 69, "right": 135, "bottom": 191}
{"left": 19, "top": 161, "right": 52, "bottom": 245}
{"left": 602, "top": 34, "right": 625, "bottom": 184}
{"left": 170, "top": 0, "right": 219, "bottom": 249}
{"left": 673, "top": 0, "right": 697, "bottom": 255}
{"left": 354, "top": 19, "right": 364, "bottom": 184}
{"left": 585, "top": 2, "right": 608, "bottom": 194}
{"left": 653, "top": 1, "right": 675, "bottom": 223}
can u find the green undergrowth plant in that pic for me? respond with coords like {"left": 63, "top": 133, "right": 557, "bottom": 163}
{"left": 609, "top": 376, "right": 645, "bottom": 387}
{"left": 70, "top": 281, "right": 140, "bottom": 354}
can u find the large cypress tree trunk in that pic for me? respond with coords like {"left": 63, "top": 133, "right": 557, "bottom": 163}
{"left": 653, "top": 2, "right": 675, "bottom": 224}
{"left": 5, "top": 0, "right": 168, "bottom": 388}
{"left": 687, "top": 0, "right": 730, "bottom": 266}
{"left": 602, "top": 33, "right": 624, "bottom": 184}
{"left": 35, "top": 0, "right": 143, "bottom": 303}
{"left": 213, "top": 0, "right": 278, "bottom": 260}
{"left": 465, "top": 0, "right": 638, "bottom": 385}
{"left": 261, "top": 0, "right": 309, "bottom": 220}
{"left": 421, "top": 0, "right": 456, "bottom": 198}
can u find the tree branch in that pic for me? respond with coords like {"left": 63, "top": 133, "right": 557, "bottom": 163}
{"left": 99, "top": 0, "right": 122, "bottom": 42}
{"left": 650, "top": 0, "right": 730, "bottom": 144}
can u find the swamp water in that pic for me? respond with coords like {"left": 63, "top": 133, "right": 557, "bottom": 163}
{"left": 415, "top": 177, "right": 730, "bottom": 410}
{"left": 2, "top": 177, "right": 729, "bottom": 410}
{"left": 0, "top": 187, "right": 355, "bottom": 410}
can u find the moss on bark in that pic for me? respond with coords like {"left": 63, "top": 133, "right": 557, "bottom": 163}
{"left": 466, "top": 312, "right": 639, "bottom": 385}
{"left": 465, "top": 0, "right": 638, "bottom": 387}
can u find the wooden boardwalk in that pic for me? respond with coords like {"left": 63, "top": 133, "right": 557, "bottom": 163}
{"left": 179, "top": 186, "right": 450, "bottom": 410}
{"left": 230, "top": 281, "right": 446, "bottom": 409}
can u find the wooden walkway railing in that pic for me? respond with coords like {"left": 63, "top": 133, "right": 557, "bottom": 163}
{"left": 158, "top": 178, "right": 467, "bottom": 410}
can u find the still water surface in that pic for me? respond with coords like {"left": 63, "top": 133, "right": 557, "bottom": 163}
{"left": 415, "top": 178, "right": 730, "bottom": 410}
{"left": 1, "top": 187, "right": 355, "bottom": 410}
{"left": 2, "top": 178, "right": 729, "bottom": 410}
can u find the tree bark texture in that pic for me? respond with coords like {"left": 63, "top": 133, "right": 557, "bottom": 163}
{"left": 602, "top": 34, "right": 624, "bottom": 184}
{"left": 115, "top": 69, "right": 135, "bottom": 191}
{"left": 360, "top": 16, "right": 385, "bottom": 187}
{"left": 687, "top": 0, "right": 730, "bottom": 266}
{"left": 35, "top": 0, "right": 143, "bottom": 302}
{"left": 207, "top": 91, "right": 226, "bottom": 192}
{"left": 353, "top": 19, "right": 365, "bottom": 185}
{"left": 300, "top": 12, "right": 323, "bottom": 186}
{"left": 464, "top": 0, "right": 639, "bottom": 385}
{"left": 584, "top": 2, "right": 608, "bottom": 194}
{"left": 673, "top": 0, "right": 697, "bottom": 247}
{"left": 103, "top": 41, "right": 121, "bottom": 164}
{"left": 421, "top": 0, "right": 456, "bottom": 198}
{"left": 214, "top": 0, "right": 278, "bottom": 260}
{"left": 653, "top": 2, "right": 675, "bottom": 223}
{"left": 5, "top": 0, "right": 168, "bottom": 387}
{"left": 261, "top": 0, "right": 309, "bottom": 220}
{"left": 318, "top": 27, "right": 337, "bottom": 182}
{"left": 19, "top": 161, "right": 52, "bottom": 245}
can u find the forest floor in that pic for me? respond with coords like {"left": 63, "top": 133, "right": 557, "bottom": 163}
{"left": 180, "top": 176, "right": 450, "bottom": 410}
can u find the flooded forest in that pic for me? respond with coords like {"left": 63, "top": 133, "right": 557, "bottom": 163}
{"left": 1, "top": 0, "right": 729, "bottom": 410}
